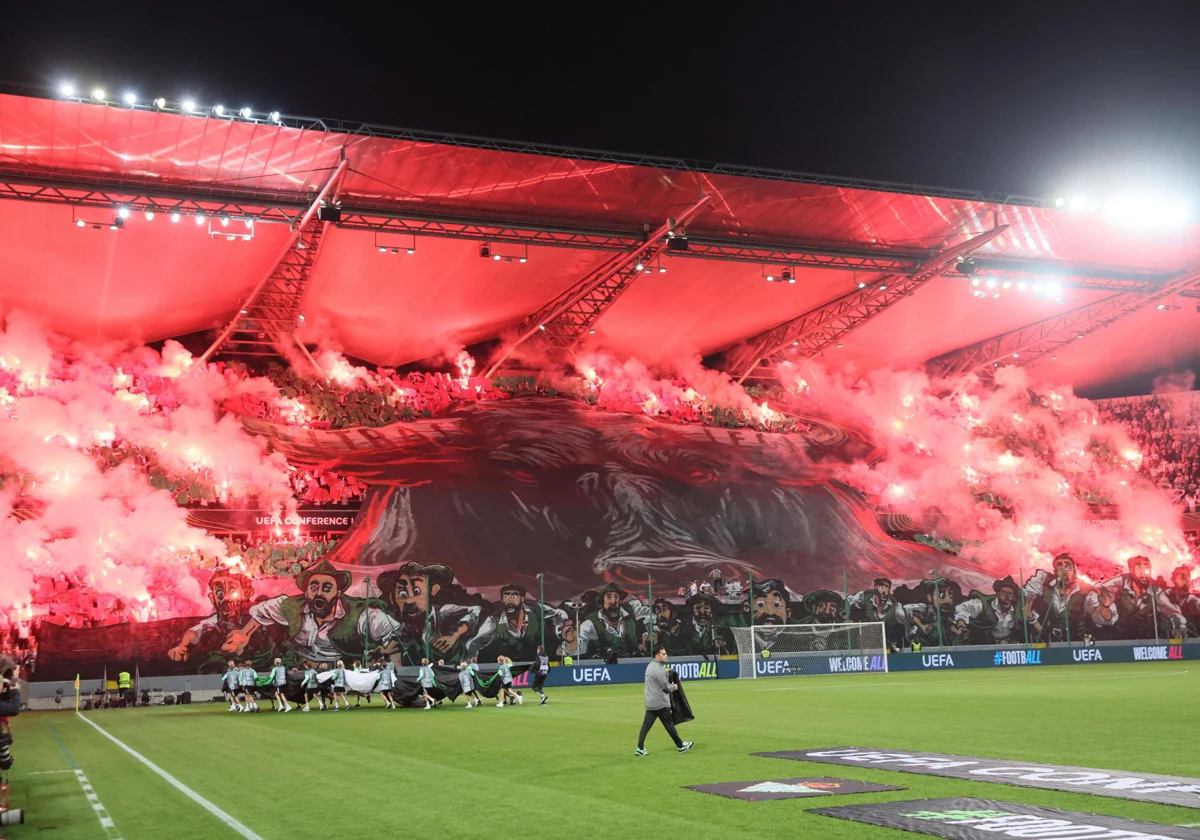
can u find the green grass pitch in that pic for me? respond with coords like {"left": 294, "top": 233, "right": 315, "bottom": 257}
{"left": 8, "top": 662, "right": 1200, "bottom": 839}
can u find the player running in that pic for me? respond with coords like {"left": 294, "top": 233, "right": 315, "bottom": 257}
{"left": 496, "top": 656, "right": 522, "bottom": 707}
{"left": 458, "top": 660, "right": 482, "bottom": 708}
{"left": 331, "top": 660, "right": 350, "bottom": 710}
{"left": 301, "top": 662, "right": 319, "bottom": 711}
{"left": 377, "top": 658, "right": 398, "bottom": 709}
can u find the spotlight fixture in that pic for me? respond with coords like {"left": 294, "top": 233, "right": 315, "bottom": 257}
{"left": 1054, "top": 197, "right": 1065, "bottom": 207}
{"left": 243, "top": 219, "right": 254, "bottom": 229}
{"left": 836, "top": 342, "right": 844, "bottom": 349}
{"left": 407, "top": 247, "right": 415, "bottom": 255}
{"left": 765, "top": 273, "right": 775, "bottom": 283}
{"left": 170, "top": 212, "right": 181, "bottom": 223}
{"left": 154, "top": 97, "right": 167, "bottom": 109}
{"left": 879, "top": 284, "right": 888, "bottom": 290}
{"left": 144, "top": 210, "right": 155, "bottom": 221}
{"left": 588, "top": 328, "right": 597, "bottom": 334}
{"left": 122, "top": 92, "right": 137, "bottom": 106}
{"left": 1017, "top": 281, "right": 1027, "bottom": 291}
{"left": 1002, "top": 281, "right": 1012, "bottom": 290}
{"left": 59, "top": 82, "right": 76, "bottom": 97}
{"left": 493, "top": 253, "right": 502, "bottom": 261}
{"left": 91, "top": 87, "right": 106, "bottom": 101}
{"left": 635, "top": 258, "right": 645, "bottom": 272}
{"left": 75, "top": 219, "right": 85, "bottom": 228}
{"left": 213, "top": 105, "right": 225, "bottom": 116}
{"left": 479, "top": 243, "right": 491, "bottom": 259}
{"left": 194, "top": 213, "right": 205, "bottom": 225}
{"left": 117, "top": 206, "right": 131, "bottom": 219}
{"left": 269, "top": 111, "right": 281, "bottom": 122}
{"left": 520, "top": 255, "right": 528, "bottom": 264}
{"left": 220, "top": 216, "right": 230, "bottom": 227}
{"left": 658, "top": 263, "right": 666, "bottom": 273}
{"left": 538, "top": 324, "right": 546, "bottom": 331}
{"left": 182, "top": 99, "right": 196, "bottom": 113}
{"left": 985, "top": 278, "right": 997, "bottom": 289}
{"left": 379, "top": 246, "right": 388, "bottom": 253}
{"left": 971, "top": 278, "right": 982, "bottom": 287}
{"left": 858, "top": 282, "right": 867, "bottom": 288}
{"left": 782, "top": 267, "right": 795, "bottom": 284}
{"left": 956, "top": 257, "right": 978, "bottom": 277}
{"left": 239, "top": 107, "right": 253, "bottom": 119}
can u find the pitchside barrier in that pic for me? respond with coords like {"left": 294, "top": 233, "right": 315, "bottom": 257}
{"left": 21, "top": 641, "right": 1200, "bottom": 707}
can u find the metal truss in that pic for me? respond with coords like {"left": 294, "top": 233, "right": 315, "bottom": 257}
{"left": 925, "top": 263, "right": 1200, "bottom": 378}
{"left": 483, "top": 195, "right": 712, "bottom": 376}
{"left": 726, "top": 226, "right": 1009, "bottom": 384}
{"left": 198, "top": 159, "right": 348, "bottom": 366}
{"left": 0, "top": 171, "right": 1175, "bottom": 291}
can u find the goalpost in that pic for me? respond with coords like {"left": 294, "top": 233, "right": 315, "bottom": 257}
{"left": 730, "top": 623, "right": 888, "bottom": 679}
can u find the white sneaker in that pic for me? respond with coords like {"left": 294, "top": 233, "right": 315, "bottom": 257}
{"left": 424, "top": 702, "right": 432, "bottom": 710}
{"left": 302, "top": 706, "right": 310, "bottom": 712}
{"left": 515, "top": 693, "right": 523, "bottom": 705}
{"left": 496, "top": 700, "right": 504, "bottom": 707}
{"left": 284, "top": 705, "right": 291, "bottom": 713}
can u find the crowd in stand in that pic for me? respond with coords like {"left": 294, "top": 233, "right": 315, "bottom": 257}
{"left": 1096, "top": 393, "right": 1200, "bottom": 511}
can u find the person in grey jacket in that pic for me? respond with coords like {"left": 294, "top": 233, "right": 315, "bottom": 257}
{"left": 635, "top": 646, "right": 694, "bottom": 756}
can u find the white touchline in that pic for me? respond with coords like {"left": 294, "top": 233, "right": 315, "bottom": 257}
{"left": 72, "top": 767, "right": 122, "bottom": 840}
{"left": 76, "top": 712, "right": 265, "bottom": 840}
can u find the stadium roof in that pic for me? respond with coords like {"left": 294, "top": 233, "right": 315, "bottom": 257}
{"left": 2, "top": 90, "right": 1199, "bottom": 394}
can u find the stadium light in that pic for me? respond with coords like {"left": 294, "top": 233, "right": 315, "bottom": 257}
{"left": 144, "top": 210, "right": 155, "bottom": 221}
{"left": 379, "top": 246, "right": 388, "bottom": 253}
{"left": 182, "top": 99, "right": 196, "bottom": 113}
{"left": 879, "top": 283, "right": 887, "bottom": 290}
{"left": 117, "top": 206, "right": 130, "bottom": 219}
{"left": 1069, "top": 195, "right": 1087, "bottom": 212}
{"left": 239, "top": 107, "right": 252, "bottom": 119}
{"left": 122, "top": 92, "right": 137, "bottom": 106}
{"left": 59, "top": 82, "right": 76, "bottom": 97}
{"left": 75, "top": 219, "right": 85, "bottom": 228}
{"left": 154, "top": 97, "right": 167, "bottom": 109}
{"left": 269, "top": 111, "right": 281, "bottom": 122}
{"left": 858, "top": 281, "right": 866, "bottom": 288}
{"left": 91, "top": 87, "right": 106, "bottom": 101}
{"left": 220, "top": 216, "right": 230, "bottom": 227}
{"left": 407, "top": 247, "right": 415, "bottom": 255}
{"left": 213, "top": 105, "right": 225, "bottom": 116}
{"left": 194, "top": 214, "right": 205, "bottom": 225}
{"left": 170, "top": 212, "right": 181, "bottom": 223}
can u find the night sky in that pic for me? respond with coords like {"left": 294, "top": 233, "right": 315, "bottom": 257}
{"left": 4, "top": 2, "right": 1200, "bottom": 394}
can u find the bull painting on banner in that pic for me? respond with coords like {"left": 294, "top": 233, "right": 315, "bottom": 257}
{"left": 31, "top": 398, "right": 1200, "bottom": 680}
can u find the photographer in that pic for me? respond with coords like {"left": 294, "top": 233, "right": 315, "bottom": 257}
{"left": 0, "top": 659, "right": 22, "bottom": 772}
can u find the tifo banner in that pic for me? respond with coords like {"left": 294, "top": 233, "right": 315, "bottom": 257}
{"left": 686, "top": 777, "right": 903, "bottom": 802}
{"left": 810, "top": 798, "right": 1200, "bottom": 839}
{"left": 757, "top": 748, "right": 1200, "bottom": 809}
{"left": 890, "top": 642, "right": 1199, "bottom": 671}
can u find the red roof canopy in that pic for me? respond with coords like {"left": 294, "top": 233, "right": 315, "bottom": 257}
{"left": 2, "top": 92, "right": 1198, "bottom": 392}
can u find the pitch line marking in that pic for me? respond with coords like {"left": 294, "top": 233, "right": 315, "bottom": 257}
{"left": 44, "top": 718, "right": 123, "bottom": 839}
{"left": 76, "top": 712, "right": 265, "bottom": 840}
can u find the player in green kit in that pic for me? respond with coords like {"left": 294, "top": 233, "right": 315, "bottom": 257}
{"left": 300, "top": 662, "right": 319, "bottom": 711}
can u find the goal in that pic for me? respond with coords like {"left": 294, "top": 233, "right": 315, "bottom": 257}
{"left": 729, "top": 623, "right": 888, "bottom": 679}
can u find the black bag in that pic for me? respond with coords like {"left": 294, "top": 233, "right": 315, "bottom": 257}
{"left": 178, "top": 691, "right": 191, "bottom": 705}
{"left": 668, "top": 671, "right": 694, "bottom": 725}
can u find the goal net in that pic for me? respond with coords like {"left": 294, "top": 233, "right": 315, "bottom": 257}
{"left": 730, "top": 623, "right": 888, "bottom": 679}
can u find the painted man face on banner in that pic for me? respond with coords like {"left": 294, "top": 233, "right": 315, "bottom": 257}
{"left": 996, "top": 583, "right": 1017, "bottom": 608}
{"left": 1129, "top": 556, "right": 1152, "bottom": 587}
{"left": 653, "top": 600, "right": 675, "bottom": 623}
{"left": 692, "top": 599, "right": 713, "bottom": 628}
{"left": 501, "top": 588, "right": 525, "bottom": 623}
{"left": 601, "top": 589, "right": 624, "bottom": 622}
{"left": 1053, "top": 555, "right": 1077, "bottom": 586}
{"left": 209, "top": 572, "right": 252, "bottom": 623}
{"left": 811, "top": 598, "right": 839, "bottom": 622}
{"left": 305, "top": 573, "right": 342, "bottom": 619}
{"left": 874, "top": 579, "right": 892, "bottom": 601}
{"left": 391, "top": 574, "right": 439, "bottom": 618}
{"left": 754, "top": 589, "right": 789, "bottom": 625}
{"left": 1171, "top": 566, "right": 1191, "bottom": 593}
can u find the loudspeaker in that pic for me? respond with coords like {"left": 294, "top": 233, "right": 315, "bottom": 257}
{"left": 317, "top": 205, "right": 341, "bottom": 223}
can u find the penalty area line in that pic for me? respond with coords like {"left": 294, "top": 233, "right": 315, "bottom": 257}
{"left": 76, "top": 712, "right": 265, "bottom": 840}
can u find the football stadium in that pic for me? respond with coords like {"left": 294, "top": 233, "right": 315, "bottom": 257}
{"left": 4, "top": 17, "right": 1200, "bottom": 838}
